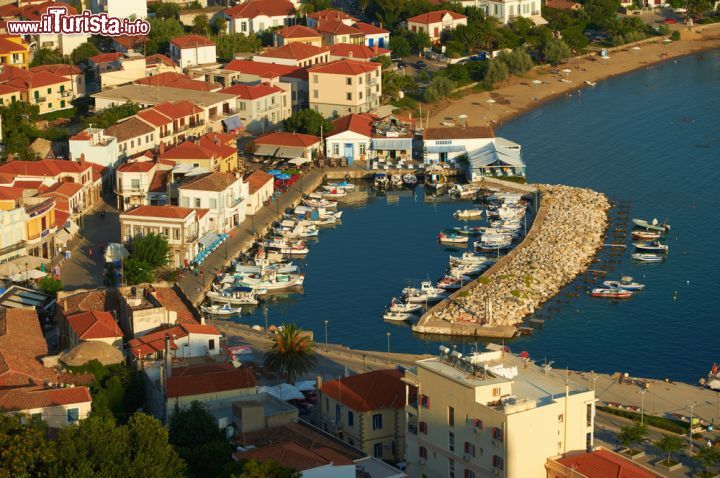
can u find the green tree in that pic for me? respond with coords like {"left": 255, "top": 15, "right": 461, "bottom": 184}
{"left": 213, "top": 17, "right": 227, "bottom": 36}
{"left": 30, "top": 48, "right": 65, "bottom": 67}
{"left": 0, "top": 414, "right": 52, "bottom": 478}
{"left": 284, "top": 109, "right": 332, "bottom": 136}
{"left": 68, "top": 361, "right": 144, "bottom": 423}
{"left": 192, "top": 15, "right": 210, "bottom": 35}
{"left": 38, "top": 275, "right": 63, "bottom": 296}
{"left": 169, "top": 402, "right": 231, "bottom": 478}
{"left": 542, "top": 38, "right": 571, "bottom": 65}
{"left": 84, "top": 102, "right": 140, "bottom": 129}
{"left": 215, "top": 33, "right": 262, "bottom": 62}
{"left": 389, "top": 36, "right": 411, "bottom": 57}
{"left": 617, "top": 421, "right": 647, "bottom": 452}
{"left": 404, "top": 30, "right": 431, "bottom": 54}
{"left": 654, "top": 434, "right": 685, "bottom": 466}
{"left": 583, "top": 0, "right": 620, "bottom": 29}
{"left": 382, "top": 69, "right": 416, "bottom": 101}
{"left": 123, "top": 258, "right": 153, "bottom": 285}
{"left": 145, "top": 17, "right": 185, "bottom": 55}
{"left": 0, "top": 101, "right": 40, "bottom": 160}
{"left": 372, "top": 55, "right": 393, "bottom": 69}
{"left": 687, "top": 0, "right": 712, "bottom": 18}
{"left": 236, "top": 459, "right": 301, "bottom": 478}
{"left": 694, "top": 446, "right": 720, "bottom": 477}
{"left": 264, "top": 323, "right": 317, "bottom": 384}
{"left": 155, "top": 2, "right": 180, "bottom": 18}
{"left": 70, "top": 42, "right": 100, "bottom": 64}
{"left": 483, "top": 58, "right": 509, "bottom": 87}
{"left": 130, "top": 233, "right": 169, "bottom": 270}
{"left": 496, "top": 48, "right": 533, "bottom": 74}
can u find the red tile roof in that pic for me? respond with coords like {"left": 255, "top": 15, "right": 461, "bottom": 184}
{"left": 153, "top": 101, "right": 203, "bottom": 120}
{"left": 30, "top": 64, "right": 81, "bottom": 77}
{"left": 148, "top": 169, "right": 170, "bottom": 193}
{"left": 237, "top": 442, "right": 353, "bottom": 471}
{"left": 66, "top": 311, "right": 123, "bottom": 340}
{"left": 254, "top": 131, "right": 320, "bottom": 148}
{"left": 136, "top": 108, "right": 172, "bottom": 128}
{"left": 0, "top": 65, "right": 69, "bottom": 90}
{"left": 223, "top": 59, "right": 307, "bottom": 80}
{"left": 166, "top": 363, "right": 256, "bottom": 398}
{"left": 20, "top": 1, "right": 77, "bottom": 21}
{"left": 0, "top": 308, "right": 47, "bottom": 359}
{"left": 546, "top": 0, "right": 582, "bottom": 8}
{"left": 146, "top": 54, "right": 176, "bottom": 67}
{"left": 556, "top": 449, "right": 664, "bottom": 478}
{"left": 321, "top": 369, "right": 405, "bottom": 412}
{"left": 330, "top": 43, "right": 390, "bottom": 60}
{"left": 224, "top": 0, "right": 295, "bottom": 19}
{"left": 245, "top": 169, "right": 274, "bottom": 195}
{"left": 128, "top": 322, "right": 219, "bottom": 358}
{"left": 0, "top": 36, "right": 25, "bottom": 54}
{"left": 407, "top": 9, "right": 467, "bottom": 24}
{"left": 178, "top": 172, "right": 240, "bottom": 192}
{"left": 0, "top": 5, "right": 21, "bottom": 17}
{"left": 307, "top": 9, "right": 356, "bottom": 22}
{"left": 275, "top": 25, "right": 320, "bottom": 39}
{"left": 0, "top": 186, "right": 25, "bottom": 201}
{"left": 328, "top": 113, "right": 374, "bottom": 137}
{"left": 59, "top": 289, "right": 121, "bottom": 317}
{"left": 220, "top": 83, "right": 283, "bottom": 100}
{"left": 257, "top": 43, "right": 329, "bottom": 61}
{"left": 161, "top": 141, "right": 216, "bottom": 161}
{"left": 0, "top": 350, "right": 55, "bottom": 388}
{"left": 135, "top": 72, "right": 217, "bottom": 92}
{"left": 117, "top": 160, "right": 156, "bottom": 173}
{"left": 0, "top": 83, "right": 22, "bottom": 96}
{"left": 352, "top": 22, "right": 390, "bottom": 35}
{"left": 40, "top": 181, "right": 83, "bottom": 198}
{"left": 105, "top": 116, "right": 156, "bottom": 142}
{"left": 170, "top": 34, "right": 216, "bottom": 49}
{"left": 54, "top": 209, "right": 70, "bottom": 229}
{"left": 122, "top": 205, "right": 194, "bottom": 219}
{"left": 151, "top": 286, "right": 199, "bottom": 325}
{"left": 308, "top": 59, "right": 380, "bottom": 76}
{"left": 315, "top": 19, "right": 363, "bottom": 36}
{"left": 0, "top": 159, "right": 91, "bottom": 177}
{"left": 89, "top": 52, "right": 124, "bottom": 64}
{"left": 198, "top": 131, "right": 238, "bottom": 157}
{"left": 0, "top": 386, "right": 92, "bottom": 413}
{"left": 113, "top": 35, "right": 148, "bottom": 50}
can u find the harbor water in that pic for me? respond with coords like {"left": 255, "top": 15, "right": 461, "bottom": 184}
{"left": 233, "top": 50, "right": 720, "bottom": 383}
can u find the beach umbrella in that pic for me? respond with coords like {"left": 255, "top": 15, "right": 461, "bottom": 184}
{"left": 632, "top": 46, "right": 641, "bottom": 50}
{"left": 295, "top": 380, "right": 316, "bottom": 392}
{"left": 267, "top": 169, "right": 281, "bottom": 176}
{"left": 271, "top": 383, "right": 305, "bottom": 401}
{"left": 278, "top": 173, "right": 291, "bottom": 180}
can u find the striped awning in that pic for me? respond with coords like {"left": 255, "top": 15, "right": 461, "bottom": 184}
{"left": 254, "top": 144, "right": 307, "bottom": 159}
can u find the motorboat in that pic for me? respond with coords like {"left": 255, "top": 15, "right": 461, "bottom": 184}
{"left": 589, "top": 287, "right": 633, "bottom": 299}
{"left": 475, "top": 233, "right": 513, "bottom": 251}
{"left": 201, "top": 304, "right": 243, "bottom": 316}
{"left": 632, "top": 218, "right": 670, "bottom": 233}
{"left": 449, "top": 252, "right": 491, "bottom": 267}
{"left": 390, "top": 175, "right": 404, "bottom": 190}
{"left": 438, "top": 232, "right": 469, "bottom": 245}
{"left": 383, "top": 311, "right": 414, "bottom": 322}
{"left": 488, "top": 205, "right": 525, "bottom": 221}
{"left": 262, "top": 239, "right": 310, "bottom": 256}
{"left": 237, "top": 270, "right": 305, "bottom": 291}
{"left": 454, "top": 209, "right": 483, "bottom": 220}
{"left": 325, "top": 181, "right": 355, "bottom": 191}
{"left": 403, "top": 281, "right": 448, "bottom": 303}
{"left": 302, "top": 198, "right": 337, "bottom": 209}
{"left": 235, "top": 260, "right": 297, "bottom": 274}
{"left": 632, "top": 253, "right": 665, "bottom": 262}
{"left": 436, "top": 276, "right": 466, "bottom": 291}
{"left": 631, "top": 230, "right": 661, "bottom": 241}
{"left": 633, "top": 241, "right": 669, "bottom": 253}
{"left": 453, "top": 225, "right": 484, "bottom": 236}
{"left": 602, "top": 276, "right": 645, "bottom": 291}
{"left": 207, "top": 287, "right": 260, "bottom": 305}
{"left": 322, "top": 188, "right": 347, "bottom": 199}
{"left": 585, "top": 80, "right": 597, "bottom": 86}
{"left": 402, "top": 174, "right": 418, "bottom": 187}
{"left": 374, "top": 173, "right": 389, "bottom": 192}
{"left": 449, "top": 263, "right": 485, "bottom": 276}
{"left": 294, "top": 206, "right": 342, "bottom": 220}
{"left": 273, "top": 223, "right": 319, "bottom": 239}
{"left": 387, "top": 298, "right": 424, "bottom": 314}
{"left": 486, "top": 192, "right": 523, "bottom": 204}
{"left": 449, "top": 184, "right": 478, "bottom": 199}
{"left": 425, "top": 164, "right": 446, "bottom": 192}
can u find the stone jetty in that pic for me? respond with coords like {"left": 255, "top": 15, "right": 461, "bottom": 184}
{"left": 414, "top": 184, "right": 610, "bottom": 337}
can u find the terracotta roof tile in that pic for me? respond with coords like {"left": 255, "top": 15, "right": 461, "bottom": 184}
{"left": 178, "top": 171, "right": 240, "bottom": 192}
{"left": 0, "top": 308, "right": 47, "bottom": 359}
{"left": 128, "top": 322, "right": 219, "bottom": 358}
{"left": 54, "top": 210, "right": 70, "bottom": 229}
{"left": 151, "top": 286, "right": 199, "bottom": 325}
{"left": 59, "top": 289, "right": 121, "bottom": 317}
{"left": 0, "top": 386, "right": 92, "bottom": 413}
{"left": 275, "top": 25, "right": 320, "bottom": 39}
{"left": 117, "top": 161, "right": 156, "bottom": 173}
{"left": 0, "top": 350, "right": 55, "bottom": 387}
{"left": 148, "top": 169, "right": 170, "bottom": 193}
{"left": 0, "top": 65, "right": 69, "bottom": 89}
{"left": 556, "top": 449, "right": 664, "bottom": 478}
{"left": 254, "top": 131, "right": 320, "bottom": 148}
{"left": 0, "top": 186, "right": 25, "bottom": 201}
{"left": 245, "top": 169, "right": 274, "bottom": 195}
{"left": 166, "top": 364, "right": 255, "bottom": 398}
{"left": 315, "top": 19, "right": 363, "bottom": 36}
{"left": 0, "top": 36, "right": 25, "bottom": 54}
{"left": 307, "top": 9, "right": 356, "bottom": 22}
{"left": 89, "top": 52, "right": 125, "bottom": 64}
{"left": 223, "top": 60, "right": 307, "bottom": 80}
{"left": 66, "top": 311, "right": 123, "bottom": 340}
{"left": 257, "top": 43, "right": 329, "bottom": 61}
{"left": 122, "top": 205, "right": 194, "bottom": 219}
{"left": 329, "top": 43, "right": 390, "bottom": 60}
{"left": 328, "top": 113, "right": 374, "bottom": 137}
{"left": 321, "top": 369, "right": 405, "bottom": 412}
{"left": 308, "top": 59, "right": 380, "bottom": 76}
{"left": 170, "top": 34, "right": 215, "bottom": 49}
{"left": 238, "top": 442, "right": 353, "bottom": 471}
{"left": 224, "top": 0, "right": 295, "bottom": 19}
{"left": 546, "top": 0, "right": 582, "bottom": 9}
{"left": 136, "top": 109, "right": 173, "bottom": 128}
{"left": 407, "top": 9, "right": 467, "bottom": 24}
{"left": 0, "top": 159, "right": 91, "bottom": 177}
{"left": 161, "top": 141, "right": 216, "bottom": 161}
{"left": 352, "top": 22, "right": 390, "bottom": 35}
{"left": 220, "top": 83, "right": 283, "bottom": 100}
{"left": 105, "top": 117, "right": 156, "bottom": 143}
{"left": 40, "top": 181, "right": 83, "bottom": 198}
{"left": 30, "top": 64, "right": 81, "bottom": 77}
{"left": 113, "top": 35, "right": 148, "bottom": 50}
{"left": 146, "top": 54, "right": 176, "bottom": 67}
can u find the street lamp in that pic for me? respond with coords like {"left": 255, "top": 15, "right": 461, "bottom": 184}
{"left": 640, "top": 389, "right": 647, "bottom": 425}
{"left": 24, "top": 262, "right": 28, "bottom": 285}
{"left": 324, "top": 320, "right": 328, "bottom": 352}
{"left": 386, "top": 331, "right": 391, "bottom": 355}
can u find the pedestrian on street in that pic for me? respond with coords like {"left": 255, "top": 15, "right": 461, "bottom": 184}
{"left": 88, "top": 247, "right": 93, "bottom": 257}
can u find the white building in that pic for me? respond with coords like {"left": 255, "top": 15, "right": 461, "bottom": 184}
{"left": 404, "top": 346, "right": 596, "bottom": 478}
{"left": 353, "top": 22, "right": 390, "bottom": 49}
{"left": 0, "top": 386, "right": 93, "bottom": 428}
{"left": 104, "top": 117, "right": 159, "bottom": 160}
{"left": 407, "top": 10, "right": 468, "bottom": 43}
{"left": 0, "top": 204, "right": 28, "bottom": 265}
{"left": 169, "top": 35, "right": 217, "bottom": 68}
{"left": 223, "top": 0, "right": 296, "bottom": 35}
{"left": 69, "top": 128, "right": 120, "bottom": 169}
{"left": 178, "top": 172, "right": 248, "bottom": 233}
{"left": 128, "top": 323, "right": 222, "bottom": 361}
{"left": 244, "top": 169, "right": 274, "bottom": 215}
{"left": 457, "top": 0, "right": 544, "bottom": 24}
{"left": 254, "top": 43, "right": 330, "bottom": 68}
{"left": 220, "top": 83, "right": 291, "bottom": 134}
{"left": 92, "top": 0, "right": 147, "bottom": 19}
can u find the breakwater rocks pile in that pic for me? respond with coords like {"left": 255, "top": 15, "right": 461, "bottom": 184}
{"left": 416, "top": 184, "right": 610, "bottom": 336}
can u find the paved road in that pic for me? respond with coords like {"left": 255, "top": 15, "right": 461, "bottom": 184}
{"left": 60, "top": 198, "right": 119, "bottom": 291}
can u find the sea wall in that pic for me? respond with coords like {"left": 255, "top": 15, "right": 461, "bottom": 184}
{"left": 414, "top": 184, "right": 610, "bottom": 337}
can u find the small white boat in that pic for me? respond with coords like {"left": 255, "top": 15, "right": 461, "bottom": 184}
{"left": 436, "top": 276, "right": 467, "bottom": 291}
{"left": 631, "top": 230, "right": 661, "bottom": 241}
{"left": 449, "top": 251, "right": 491, "bottom": 267}
{"left": 322, "top": 188, "right": 347, "bottom": 199}
{"left": 387, "top": 298, "right": 424, "bottom": 314}
{"left": 402, "top": 174, "right": 417, "bottom": 187}
{"left": 383, "top": 311, "right": 414, "bottom": 322}
{"left": 603, "top": 276, "right": 645, "bottom": 291}
{"left": 390, "top": 175, "right": 404, "bottom": 190}
{"left": 201, "top": 304, "right": 243, "bottom": 316}
{"left": 585, "top": 80, "right": 597, "bottom": 86}
{"left": 454, "top": 209, "right": 483, "bottom": 220}
{"left": 237, "top": 271, "right": 305, "bottom": 291}
{"left": 449, "top": 263, "right": 485, "bottom": 276}
{"left": 262, "top": 239, "right": 310, "bottom": 256}
{"left": 207, "top": 288, "right": 260, "bottom": 305}
{"left": 633, "top": 241, "right": 669, "bottom": 253}
{"left": 303, "top": 198, "right": 337, "bottom": 209}
{"left": 632, "top": 218, "right": 670, "bottom": 233}
{"left": 438, "top": 232, "right": 469, "bottom": 245}
{"left": 325, "top": 181, "right": 355, "bottom": 191}
{"left": 475, "top": 233, "right": 513, "bottom": 251}
{"left": 235, "top": 261, "right": 297, "bottom": 274}
{"left": 403, "top": 281, "right": 448, "bottom": 303}
{"left": 632, "top": 253, "right": 664, "bottom": 262}
{"left": 450, "top": 184, "right": 477, "bottom": 199}
{"left": 589, "top": 287, "right": 632, "bottom": 299}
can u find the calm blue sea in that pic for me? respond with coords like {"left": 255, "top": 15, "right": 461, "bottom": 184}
{"left": 236, "top": 50, "right": 720, "bottom": 383}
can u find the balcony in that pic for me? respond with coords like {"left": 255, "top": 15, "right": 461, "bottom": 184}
{"left": 0, "top": 241, "right": 27, "bottom": 257}
{"left": 61, "top": 90, "right": 72, "bottom": 97}
{"left": 369, "top": 77, "right": 378, "bottom": 86}
{"left": 33, "top": 96, "right": 47, "bottom": 104}
{"left": 185, "top": 232, "right": 199, "bottom": 243}
{"left": 408, "top": 423, "right": 418, "bottom": 435}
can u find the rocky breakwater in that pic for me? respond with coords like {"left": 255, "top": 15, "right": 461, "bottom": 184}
{"left": 414, "top": 184, "right": 610, "bottom": 337}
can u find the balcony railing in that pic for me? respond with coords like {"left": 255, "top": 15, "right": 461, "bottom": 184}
{"left": 0, "top": 241, "right": 26, "bottom": 257}
{"left": 185, "top": 233, "right": 199, "bottom": 243}
{"left": 61, "top": 90, "right": 72, "bottom": 97}
{"left": 33, "top": 96, "right": 47, "bottom": 104}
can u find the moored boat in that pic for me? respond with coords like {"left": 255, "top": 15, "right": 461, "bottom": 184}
{"left": 438, "top": 232, "right": 469, "bottom": 245}
{"left": 603, "top": 276, "right": 645, "bottom": 291}
{"left": 403, "top": 281, "right": 448, "bottom": 303}
{"left": 589, "top": 287, "right": 633, "bottom": 299}
{"left": 322, "top": 188, "right": 347, "bottom": 199}
{"left": 632, "top": 218, "right": 670, "bottom": 233}
{"left": 207, "top": 287, "right": 260, "bottom": 305}
{"left": 402, "top": 174, "right": 418, "bottom": 187}
{"left": 387, "top": 298, "right": 424, "bottom": 314}
{"left": 383, "top": 311, "right": 414, "bottom": 322}
{"left": 633, "top": 241, "right": 669, "bottom": 253}
{"left": 325, "top": 180, "right": 355, "bottom": 191}
{"left": 449, "top": 251, "right": 491, "bottom": 267}
{"left": 632, "top": 253, "right": 665, "bottom": 262}
{"left": 454, "top": 209, "right": 483, "bottom": 219}
{"left": 237, "top": 270, "right": 305, "bottom": 291}
{"left": 201, "top": 304, "right": 243, "bottom": 316}
{"left": 631, "top": 230, "right": 661, "bottom": 241}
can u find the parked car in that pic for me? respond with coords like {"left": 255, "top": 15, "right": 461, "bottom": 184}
{"left": 414, "top": 60, "right": 427, "bottom": 70}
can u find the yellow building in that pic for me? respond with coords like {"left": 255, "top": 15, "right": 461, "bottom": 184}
{"left": 308, "top": 59, "right": 382, "bottom": 118}
{"left": 319, "top": 369, "right": 407, "bottom": 462}
{"left": 404, "top": 346, "right": 596, "bottom": 478}
{"left": 0, "top": 65, "right": 73, "bottom": 115}
{"left": 161, "top": 131, "right": 239, "bottom": 173}
{"left": 0, "top": 36, "right": 29, "bottom": 70}
{"left": 274, "top": 25, "right": 323, "bottom": 47}
{"left": 23, "top": 197, "right": 56, "bottom": 259}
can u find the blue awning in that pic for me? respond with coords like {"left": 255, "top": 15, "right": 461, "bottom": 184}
{"left": 425, "top": 145, "right": 466, "bottom": 153}
{"left": 223, "top": 115, "right": 243, "bottom": 131}
{"left": 199, "top": 231, "right": 219, "bottom": 249}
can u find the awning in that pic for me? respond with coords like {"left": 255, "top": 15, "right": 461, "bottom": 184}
{"left": 55, "top": 228, "right": 72, "bottom": 246}
{"left": 467, "top": 142, "right": 525, "bottom": 168}
{"left": 371, "top": 138, "right": 413, "bottom": 151}
{"left": 0, "top": 255, "right": 48, "bottom": 277}
{"left": 529, "top": 14, "right": 548, "bottom": 25}
{"left": 254, "top": 144, "right": 307, "bottom": 159}
{"left": 10, "top": 269, "right": 47, "bottom": 282}
{"left": 425, "top": 145, "right": 466, "bottom": 154}
{"left": 288, "top": 157, "right": 311, "bottom": 166}
{"left": 222, "top": 115, "right": 243, "bottom": 131}
{"left": 199, "top": 231, "right": 219, "bottom": 249}
{"left": 104, "top": 243, "right": 129, "bottom": 263}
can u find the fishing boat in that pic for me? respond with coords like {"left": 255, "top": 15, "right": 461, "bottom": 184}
{"left": 631, "top": 230, "right": 661, "bottom": 241}
{"left": 322, "top": 188, "right": 346, "bottom": 199}
{"left": 374, "top": 173, "right": 389, "bottom": 192}
{"left": 235, "top": 261, "right": 297, "bottom": 274}
{"left": 454, "top": 209, "right": 483, "bottom": 219}
{"left": 390, "top": 174, "right": 404, "bottom": 190}
{"left": 449, "top": 251, "right": 491, "bottom": 266}
{"left": 262, "top": 239, "right": 310, "bottom": 256}
{"left": 633, "top": 241, "right": 669, "bottom": 253}
{"left": 402, "top": 174, "right": 417, "bottom": 187}
{"left": 237, "top": 270, "right": 305, "bottom": 291}
{"left": 475, "top": 233, "right": 513, "bottom": 251}
{"left": 438, "top": 232, "right": 469, "bottom": 245}
{"left": 602, "top": 276, "right": 645, "bottom": 291}
{"left": 449, "top": 263, "right": 485, "bottom": 276}
{"left": 302, "top": 198, "right": 337, "bottom": 209}
{"left": 632, "top": 253, "right": 665, "bottom": 262}
{"left": 383, "top": 311, "right": 414, "bottom": 322}
{"left": 589, "top": 287, "right": 633, "bottom": 299}
{"left": 387, "top": 298, "right": 424, "bottom": 314}
{"left": 453, "top": 225, "right": 484, "bottom": 236}
{"left": 436, "top": 276, "right": 466, "bottom": 291}
{"left": 449, "top": 184, "right": 477, "bottom": 199}
{"left": 273, "top": 224, "right": 319, "bottom": 239}
{"left": 294, "top": 206, "right": 342, "bottom": 220}
{"left": 425, "top": 164, "right": 446, "bottom": 193}
{"left": 403, "top": 281, "right": 448, "bottom": 303}
{"left": 207, "top": 287, "right": 260, "bottom": 305}
{"left": 201, "top": 304, "right": 243, "bottom": 316}
{"left": 632, "top": 218, "right": 671, "bottom": 233}
{"left": 325, "top": 181, "right": 355, "bottom": 191}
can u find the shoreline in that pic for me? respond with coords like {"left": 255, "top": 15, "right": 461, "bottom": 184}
{"left": 428, "top": 24, "right": 720, "bottom": 128}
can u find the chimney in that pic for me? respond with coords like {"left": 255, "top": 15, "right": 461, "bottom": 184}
{"left": 315, "top": 375, "right": 323, "bottom": 392}
{"left": 79, "top": 153, "right": 86, "bottom": 165}
{"left": 7, "top": 153, "right": 13, "bottom": 162}
{"left": 379, "top": 22, "right": 382, "bottom": 29}
{"left": 164, "top": 334, "right": 172, "bottom": 379}
{"left": 374, "top": 45, "right": 378, "bottom": 54}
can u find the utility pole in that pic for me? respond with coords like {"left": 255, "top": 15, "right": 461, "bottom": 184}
{"left": 640, "top": 389, "right": 647, "bottom": 425}
{"left": 324, "top": 320, "right": 328, "bottom": 352}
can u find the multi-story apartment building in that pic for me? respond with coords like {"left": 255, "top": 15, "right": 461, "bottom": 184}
{"left": 0, "top": 65, "right": 73, "bottom": 115}
{"left": 316, "top": 20, "right": 365, "bottom": 46}
{"left": 329, "top": 43, "right": 391, "bottom": 62}
{"left": 223, "top": 59, "right": 308, "bottom": 111}
{"left": 120, "top": 205, "right": 210, "bottom": 267}
{"left": 308, "top": 60, "right": 382, "bottom": 118}
{"left": 319, "top": 370, "right": 406, "bottom": 462}
{"left": 0, "top": 186, "right": 28, "bottom": 264}
{"left": 353, "top": 22, "right": 390, "bottom": 48}
{"left": 455, "top": 0, "right": 543, "bottom": 23}
{"left": 169, "top": 35, "right": 217, "bottom": 68}
{"left": 115, "top": 159, "right": 172, "bottom": 211}
{"left": 29, "top": 64, "right": 85, "bottom": 100}
{"left": 220, "top": 83, "right": 291, "bottom": 134}
{"left": 407, "top": 10, "right": 468, "bottom": 44}
{"left": 404, "top": 347, "right": 596, "bottom": 478}
{"left": 90, "top": 52, "right": 147, "bottom": 91}
{"left": 306, "top": 9, "right": 357, "bottom": 28}
{"left": 254, "top": 43, "right": 330, "bottom": 68}
{"left": 136, "top": 101, "right": 207, "bottom": 148}
{"left": 178, "top": 172, "right": 247, "bottom": 233}
{"left": 223, "top": 0, "right": 296, "bottom": 35}
{"left": 69, "top": 128, "right": 120, "bottom": 169}
{"left": 0, "top": 35, "right": 29, "bottom": 69}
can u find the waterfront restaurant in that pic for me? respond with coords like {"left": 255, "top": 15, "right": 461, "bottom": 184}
{"left": 464, "top": 138, "right": 526, "bottom": 181}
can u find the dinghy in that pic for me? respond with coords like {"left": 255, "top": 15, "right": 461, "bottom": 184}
{"left": 387, "top": 298, "right": 424, "bottom": 314}
{"left": 438, "top": 232, "right": 469, "bottom": 245}
{"left": 633, "top": 241, "right": 669, "bottom": 253}
{"left": 201, "top": 304, "right": 243, "bottom": 316}
{"left": 383, "top": 311, "right": 414, "bottom": 322}
{"left": 632, "top": 253, "right": 664, "bottom": 262}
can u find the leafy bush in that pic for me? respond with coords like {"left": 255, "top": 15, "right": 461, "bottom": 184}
{"left": 424, "top": 76, "right": 456, "bottom": 102}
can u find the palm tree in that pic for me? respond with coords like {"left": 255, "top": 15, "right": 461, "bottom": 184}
{"left": 654, "top": 434, "right": 685, "bottom": 466}
{"left": 264, "top": 323, "right": 317, "bottom": 384}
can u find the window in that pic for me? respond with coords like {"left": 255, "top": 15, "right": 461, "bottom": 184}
{"left": 374, "top": 443, "right": 383, "bottom": 458}
{"left": 332, "top": 143, "right": 339, "bottom": 155}
{"left": 448, "top": 406, "right": 454, "bottom": 427}
{"left": 464, "top": 470, "right": 476, "bottom": 478}
{"left": 471, "top": 418, "right": 483, "bottom": 429}
{"left": 61, "top": 100, "right": 65, "bottom": 108}
{"left": 313, "top": 89, "right": 318, "bottom": 99}
{"left": 372, "top": 413, "right": 383, "bottom": 430}
{"left": 449, "top": 458, "right": 455, "bottom": 478}
{"left": 449, "top": 431, "right": 455, "bottom": 452}
{"left": 194, "top": 198, "right": 201, "bottom": 208}
{"left": 346, "top": 77, "right": 352, "bottom": 85}
{"left": 558, "top": 414, "right": 564, "bottom": 423}
{"left": 239, "top": 101, "right": 246, "bottom": 111}
{"left": 241, "top": 22, "right": 247, "bottom": 32}
{"left": 348, "top": 411, "right": 354, "bottom": 426}
{"left": 131, "top": 179, "right": 140, "bottom": 189}
{"left": 163, "top": 228, "right": 170, "bottom": 237}
{"left": 359, "top": 144, "right": 366, "bottom": 155}
{"left": 346, "top": 92, "right": 352, "bottom": 101}
{"left": 48, "top": 103, "right": 52, "bottom": 108}
{"left": 492, "top": 427, "right": 503, "bottom": 441}
{"left": 335, "top": 404, "right": 341, "bottom": 424}
{"left": 492, "top": 455, "right": 504, "bottom": 470}
{"left": 464, "top": 441, "right": 475, "bottom": 457}
{"left": 47, "top": 87, "right": 51, "bottom": 94}
{"left": 420, "top": 394, "right": 430, "bottom": 408}
{"left": 313, "top": 74, "right": 319, "bottom": 83}
{"left": 209, "top": 198, "right": 217, "bottom": 209}
{"left": 492, "top": 387, "right": 501, "bottom": 397}
{"left": 173, "top": 229, "right": 180, "bottom": 240}
{"left": 419, "top": 446, "right": 427, "bottom": 459}
{"left": 419, "top": 421, "right": 427, "bottom": 434}
{"left": 359, "top": 92, "right": 363, "bottom": 100}
{"left": 586, "top": 403, "right": 593, "bottom": 427}
{"left": 130, "top": 140, "right": 134, "bottom": 148}
{"left": 67, "top": 408, "right": 79, "bottom": 423}
{"left": 208, "top": 339, "right": 215, "bottom": 350}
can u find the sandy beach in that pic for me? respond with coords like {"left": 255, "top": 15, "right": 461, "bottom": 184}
{"left": 428, "top": 24, "right": 720, "bottom": 128}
